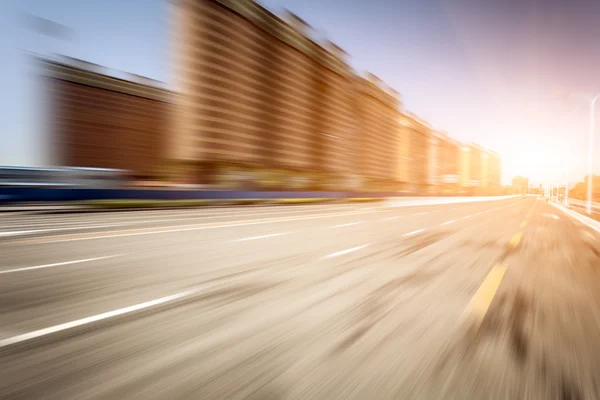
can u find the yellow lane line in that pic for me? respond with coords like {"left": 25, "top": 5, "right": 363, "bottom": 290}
{"left": 509, "top": 232, "right": 522, "bottom": 248}
{"left": 465, "top": 200, "right": 533, "bottom": 323}
{"left": 467, "top": 263, "right": 507, "bottom": 321}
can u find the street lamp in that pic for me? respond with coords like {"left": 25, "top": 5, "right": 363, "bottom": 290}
{"left": 587, "top": 94, "right": 600, "bottom": 214}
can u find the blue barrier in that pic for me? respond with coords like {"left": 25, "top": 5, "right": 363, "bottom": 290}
{"left": 0, "top": 188, "right": 383, "bottom": 203}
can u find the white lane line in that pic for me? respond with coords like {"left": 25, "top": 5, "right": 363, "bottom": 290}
{"left": 403, "top": 228, "right": 426, "bottom": 237}
{"left": 18, "top": 210, "right": 382, "bottom": 244}
{"left": 0, "top": 255, "right": 120, "bottom": 275}
{"left": 331, "top": 222, "right": 362, "bottom": 228}
{"left": 232, "top": 233, "right": 287, "bottom": 242}
{"left": 441, "top": 220, "right": 455, "bottom": 225}
{"left": 542, "top": 213, "right": 560, "bottom": 220}
{"left": 324, "top": 244, "right": 371, "bottom": 259}
{"left": 2, "top": 206, "right": 359, "bottom": 230}
{"left": 10, "top": 200, "right": 521, "bottom": 244}
{"left": 0, "top": 224, "right": 122, "bottom": 237}
{"left": 0, "top": 289, "right": 193, "bottom": 348}
{"left": 383, "top": 216, "right": 399, "bottom": 221}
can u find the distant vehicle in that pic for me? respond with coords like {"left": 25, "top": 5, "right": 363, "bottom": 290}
{"left": 0, "top": 166, "right": 127, "bottom": 188}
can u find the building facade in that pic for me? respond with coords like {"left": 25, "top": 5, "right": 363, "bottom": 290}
{"left": 354, "top": 73, "right": 401, "bottom": 191}
{"left": 399, "top": 112, "right": 431, "bottom": 193}
{"left": 170, "top": 0, "right": 503, "bottom": 192}
{"left": 171, "top": 0, "right": 366, "bottom": 189}
{"left": 42, "top": 57, "right": 171, "bottom": 179}
{"left": 316, "top": 43, "right": 358, "bottom": 189}
{"left": 434, "top": 132, "right": 461, "bottom": 193}
{"left": 172, "top": 0, "right": 272, "bottom": 185}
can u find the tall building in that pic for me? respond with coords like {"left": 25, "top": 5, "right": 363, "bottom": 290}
{"left": 171, "top": 0, "right": 363, "bottom": 189}
{"left": 477, "top": 145, "right": 502, "bottom": 194}
{"left": 41, "top": 57, "right": 171, "bottom": 179}
{"left": 354, "top": 73, "right": 401, "bottom": 191}
{"left": 399, "top": 112, "right": 431, "bottom": 193}
{"left": 316, "top": 42, "right": 358, "bottom": 189}
{"left": 434, "top": 132, "right": 461, "bottom": 193}
{"left": 512, "top": 176, "right": 529, "bottom": 194}
{"left": 171, "top": 0, "right": 273, "bottom": 185}
{"left": 468, "top": 143, "right": 484, "bottom": 187}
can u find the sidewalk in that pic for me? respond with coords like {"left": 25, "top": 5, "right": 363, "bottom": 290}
{"left": 551, "top": 201, "right": 600, "bottom": 233}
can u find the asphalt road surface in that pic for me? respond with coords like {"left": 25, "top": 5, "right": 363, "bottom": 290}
{"left": 2, "top": 197, "right": 600, "bottom": 399}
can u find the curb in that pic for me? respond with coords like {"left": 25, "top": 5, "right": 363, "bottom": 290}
{"left": 550, "top": 202, "right": 600, "bottom": 233}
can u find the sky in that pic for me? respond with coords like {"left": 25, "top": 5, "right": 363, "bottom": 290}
{"left": 2, "top": 0, "right": 600, "bottom": 185}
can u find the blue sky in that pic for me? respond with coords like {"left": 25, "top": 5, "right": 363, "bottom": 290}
{"left": 2, "top": 0, "right": 600, "bottom": 184}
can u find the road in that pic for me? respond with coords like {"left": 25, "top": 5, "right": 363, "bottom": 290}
{"left": 1, "top": 197, "right": 600, "bottom": 399}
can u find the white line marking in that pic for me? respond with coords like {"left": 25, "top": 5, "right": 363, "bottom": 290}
{"left": 324, "top": 244, "right": 371, "bottom": 259}
{"left": 462, "top": 215, "right": 471, "bottom": 219}
{"left": 8, "top": 209, "right": 391, "bottom": 244}
{"left": 383, "top": 216, "right": 399, "bottom": 221}
{"left": 2, "top": 206, "right": 357, "bottom": 230}
{"left": 0, "top": 224, "right": 122, "bottom": 237}
{"left": 441, "top": 220, "right": 455, "bottom": 225}
{"left": 542, "top": 213, "right": 560, "bottom": 220}
{"left": 10, "top": 200, "right": 522, "bottom": 244}
{"left": 232, "top": 233, "right": 287, "bottom": 242}
{"left": 0, "top": 289, "right": 193, "bottom": 348}
{"left": 0, "top": 255, "right": 120, "bottom": 275}
{"left": 403, "top": 229, "right": 426, "bottom": 237}
{"left": 331, "top": 222, "right": 362, "bottom": 228}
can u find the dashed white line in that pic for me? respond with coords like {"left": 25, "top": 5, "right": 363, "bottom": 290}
{"left": 331, "top": 222, "right": 362, "bottom": 228}
{"left": 232, "top": 233, "right": 287, "bottom": 242}
{"left": 403, "top": 228, "right": 426, "bottom": 237}
{"left": 441, "top": 220, "right": 455, "bottom": 225}
{"left": 383, "top": 216, "right": 399, "bottom": 221}
{"left": 0, "top": 255, "right": 120, "bottom": 275}
{"left": 0, "top": 224, "right": 123, "bottom": 237}
{"left": 0, "top": 289, "right": 194, "bottom": 348}
{"left": 324, "top": 244, "right": 371, "bottom": 259}
{"left": 9, "top": 208, "right": 394, "bottom": 244}
{"left": 542, "top": 213, "right": 560, "bottom": 220}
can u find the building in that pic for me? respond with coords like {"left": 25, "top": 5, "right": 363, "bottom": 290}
{"left": 41, "top": 57, "right": 172, "bottom": 179}
{"left": 171, "top": 0, "right": 273, "bottom": 185}
{"left": 512, "top": 176, "right": 529, "bottom": 194}
{"left": 171, "top": 0, "right": 369, "bottom": 189}
{"left": 170, "top": 0, "right": 501, "bottom": 192}
{"left": 433, "top": 132, "right": 461, "bottom": 194}
{"left": 467, "top": 143, "right": 484, "bottom": 188}
{"left": 458, "top": 143, "right": 503, "bottom": 195}
{"left": 354, "top": 73, "right": 401, "bottom": 191}
{"left": 315, "top": 42, "right": 359, "bottom": 190}
{"left": 487, "top": 150, "right": 502, "bottom": 194}
{"left": 399, "top": 112, "right": 431, "bottom": 193}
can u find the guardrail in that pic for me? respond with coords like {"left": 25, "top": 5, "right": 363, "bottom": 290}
{"left": 567, "top": 198, "right": 600, "bottom": 211}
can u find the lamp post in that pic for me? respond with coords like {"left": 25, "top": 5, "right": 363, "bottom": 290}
{"left": 562, "top": 92, "right": 600, "bottom": 212}
{"left": 587, "top": 94, "right": 600, "bottom": 213}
